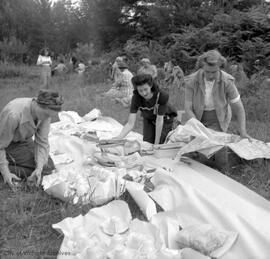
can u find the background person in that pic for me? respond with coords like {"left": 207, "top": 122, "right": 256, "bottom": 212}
{"left": 104, "top": 62, "right": 133, "bottom": 104}
{"left": 115, "top": 74, "right": 177, "bottom": 145}
{"left": 137, "top": 58, "right": 158, "bottom": 80}
{"left": 37, "top": 48, "right": 52, "bottom": 89}
{"left": 0, "top": 89, "right": 64, "bottom": 188}
{"left": 52, "top": 59, "right": 68, "bottom": 76}
{"left": 75, "top": 60, "right": 86, "bottom": 75}
{"left": 114, "top": 62, "right": 134, "bottom": 108}
{"left": 111, "top": 56, "right": 123, "bottom": 83}
{"left": 75, "top": 60, "right": 87, "bottom": 92}
{"left": 164, "top": 60, "right": 185, "bottom": 110}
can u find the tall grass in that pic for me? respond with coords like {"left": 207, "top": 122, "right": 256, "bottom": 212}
{"left": 0, "top": 63, "right": 39, "bottom": 79}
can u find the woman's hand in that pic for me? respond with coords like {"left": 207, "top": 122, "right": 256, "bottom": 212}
{"left": 240, "top": 131, "right": 252, "bottom": 142}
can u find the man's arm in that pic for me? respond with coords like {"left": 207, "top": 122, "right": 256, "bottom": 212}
{"left": 34, "top": 118, "right": 51, "bottom": 171}
{"left": 28, "top": 117, "right": 51, "bottom": 186}
{"left": 0, "top": 114, "right": 21, "bottom": 188}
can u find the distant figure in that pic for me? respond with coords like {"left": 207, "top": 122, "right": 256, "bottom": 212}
{"left": 75, "top": 60, "right": 86, "bottom": 75}
{"left": 229, "top": 63, "right": 249, "bottom": 93}
{"left": 164, "top": 60, "right": 185, "bottom": 110}
{"left": 75, "top": 60, "right": 87, "bottom": 89}
{"left": 52, "top": 59, "right": 68, "bottom": 76}
{"left": 115, "top": 62, "right": 134, "bottom": 108}
{"left": 111, "top": 56, "right": 123, "bottom": 83}
{"left": 104, "top": 62, "right": 133, "bottom": 107}
{"left": 22, "top": 53, "right": 30, "bottom": 65}
{"left": 137, "top": 58, "right": 158, "bottom": 80}
{"left": 70, "top": 55, "right": 78, "bottom": 71}
{"left": 37, "top": 48, "right": 52, "bottom": 89}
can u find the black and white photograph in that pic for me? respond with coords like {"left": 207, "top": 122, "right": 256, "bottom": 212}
{"left": 0, "top": 0, "right": 270, "bottom": 258}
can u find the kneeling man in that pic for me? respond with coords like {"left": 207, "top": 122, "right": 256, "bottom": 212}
{"left": 0, "top": 89, "right": 63, "bottom": 188}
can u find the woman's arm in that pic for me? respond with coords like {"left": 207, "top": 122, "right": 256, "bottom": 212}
{"left": 115, "top": 113, "right": 137, "bottom": 139}
{"left": 185, "top": 100, "right": 196, "bottom": 119}
{"left": 185, "top": 83, "right": 197, "bottom": 119}
{"left": 230, "top": 100, "right": 251, "bottom": 140}
{"left": 36, "top": 55, "right": 42, "bottom": 66}
{"left": 154, "top": 115, "right": 164, "bottom": 145}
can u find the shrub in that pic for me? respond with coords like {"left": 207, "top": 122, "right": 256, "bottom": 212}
{"left": 73, "top": 43, "right": 95, "bottom": 63}
{"left": 243, "top": 75, "right": 270, "bottom": 122}
{"left": 0, "top": 37, "right": 28, "bottom": 63}
{"left": 85, "top": 64, "right": 109, "bottom": 85}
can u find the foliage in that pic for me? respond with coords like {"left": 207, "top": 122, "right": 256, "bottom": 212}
{"left": 242, "top": 74, "right": 270, "bottom": 122}
{"left": 0, "top": 37, "right": 28, "bottom": 63}
{"left": 0, "top": 0, "right": 269, "bottom": 84}
{"left": 72, "top": 42, "right": 95, "bottom": 63}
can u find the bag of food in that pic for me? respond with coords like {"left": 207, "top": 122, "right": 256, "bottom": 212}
{"left": 176, "top": 224, "right": 238, "bottom": 258}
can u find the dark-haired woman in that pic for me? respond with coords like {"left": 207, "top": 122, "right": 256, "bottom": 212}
{"left": 115, "top": 74, "right": 177, "bottom": 145}
{"left": 37, "top": 48, "right": 52, "bottom": 89}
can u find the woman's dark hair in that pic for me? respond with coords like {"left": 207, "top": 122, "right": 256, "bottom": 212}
{"left": 132, "top": 74, "right": 159, "bottom": 95}
{"left": 40, "top": 48, "right": 50, "bottom": 56}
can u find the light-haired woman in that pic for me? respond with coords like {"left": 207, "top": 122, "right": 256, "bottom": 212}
{"left": 185, "top": 49, "right": 251, "bottom": 172}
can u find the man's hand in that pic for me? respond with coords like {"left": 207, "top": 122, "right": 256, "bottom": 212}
{"left": 1, "top": 171, "right": 21, "bottom": 189}
{"left": 27, "top": 168, "right": 42, "bottom": 187}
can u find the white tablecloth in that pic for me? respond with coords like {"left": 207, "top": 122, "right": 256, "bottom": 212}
{"left": 145, "top": 156, "right": 270, "bottom": 259}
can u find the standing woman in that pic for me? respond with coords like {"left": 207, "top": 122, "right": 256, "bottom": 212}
{"left": 116, "top": 74, "right": 177, "bottom": 145}
{"left": 185, "top": 50, "right": 250, "bottom": 171}
{"left": 37, "top": 48, "right": 52, "bottom": 89}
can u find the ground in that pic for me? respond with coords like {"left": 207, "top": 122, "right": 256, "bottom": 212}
{"left": 0, "top": 67, "right": 269, "bottom": 258}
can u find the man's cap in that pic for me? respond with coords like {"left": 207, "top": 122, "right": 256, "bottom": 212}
{"left": 36, "top": 89, "right": 64, "bottom": 111}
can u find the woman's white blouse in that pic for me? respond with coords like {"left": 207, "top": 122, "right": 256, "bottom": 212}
{"left": 37, "top": 55, "right": 52, "bottom": 66}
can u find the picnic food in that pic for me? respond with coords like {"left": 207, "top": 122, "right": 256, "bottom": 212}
{"left": 176, "top": 224, "right": 238, "bottom": 258}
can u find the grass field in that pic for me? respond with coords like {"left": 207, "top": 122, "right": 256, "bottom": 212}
{"left": 0, "top": 65, "right": 269, "bottom": 258}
